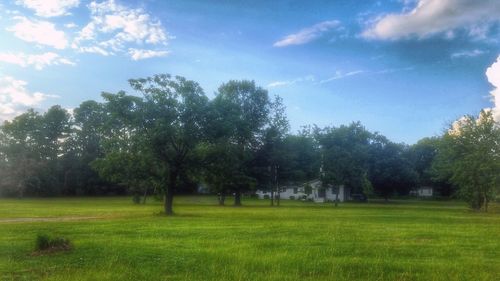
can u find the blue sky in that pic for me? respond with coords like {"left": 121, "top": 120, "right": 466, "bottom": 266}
{"left": 0, "top": 0, "right": 499, "bottom": 143}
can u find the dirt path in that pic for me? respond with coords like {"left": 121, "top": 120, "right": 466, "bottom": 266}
{"left": 0, "top": 216, "right": 101, "bottom": 223}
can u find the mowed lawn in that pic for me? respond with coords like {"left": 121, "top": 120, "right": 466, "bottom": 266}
{"left": 0, "top": 197, "right": 499, "bottom": 281}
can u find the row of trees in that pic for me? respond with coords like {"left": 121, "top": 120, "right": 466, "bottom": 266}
{"left": 1, "top": 74, "right": 499, "bottom": 213}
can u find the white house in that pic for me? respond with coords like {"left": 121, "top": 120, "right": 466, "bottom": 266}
{"left": 410, "top": 186, "right": 433, "bottom": 197}
{"left": 255, "top": 180, "right": 351, "bottom": 203}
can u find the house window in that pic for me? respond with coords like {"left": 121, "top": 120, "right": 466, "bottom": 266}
{"left": 293, "top": 188, "right": 298, "bottom": 194}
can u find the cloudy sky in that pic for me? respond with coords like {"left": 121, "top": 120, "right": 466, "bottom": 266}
{"left": 0, "top": 0, "right": 499, "bottom": 143}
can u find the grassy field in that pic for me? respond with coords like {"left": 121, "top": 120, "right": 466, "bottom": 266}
{"left": 0, "top": 196, "right": 499, "bottom": 281}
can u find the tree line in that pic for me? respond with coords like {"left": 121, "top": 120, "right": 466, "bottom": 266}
{"left": 1, "top": 74, "right": 498, "bottom": 213}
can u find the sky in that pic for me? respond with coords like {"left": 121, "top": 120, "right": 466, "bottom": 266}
{"left": 0, "top": 0, "right": 500, "bottom": 144}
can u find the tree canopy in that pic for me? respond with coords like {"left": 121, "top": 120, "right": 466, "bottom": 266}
{"left": 1, "top": 74, "right": 498, "bottom": 212}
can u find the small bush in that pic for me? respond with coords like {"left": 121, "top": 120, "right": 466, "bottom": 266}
{"left": 289, "top": 196, "right": 295, "bottom": 200}
{"left": 263, "top": 195, "right": 270, "bottom": 199}
{"left": 35, "top": 234, "right": 72, "bottom": 253}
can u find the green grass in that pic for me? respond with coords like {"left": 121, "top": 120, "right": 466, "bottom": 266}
{"left": 0, "top": 196, "right": 499, "bottom": 281}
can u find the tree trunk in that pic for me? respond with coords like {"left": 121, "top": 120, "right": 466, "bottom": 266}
{"left": 276, "top": 190, "right": 280, "bottom": 206}
{"left": 142, "top": 186, "right": 148, "bottom": 204}
{"left": 18, "top": 184, "right": 24, "bottom": 199}
{"left": 275, "top": 165, "right": 280, "bottom": 206}
{"left": 334, "top": 188, "right": 339, "bottom": 207}
{"left": 63, "top": 170, "right": 69, "bottom": 194}
{"left": 218, "top": 193, "right": 226, "bottom": 206}
{"left": 270, "top": 190, "right": 274, "bottom": 206}
{"left": 164, "top": 170, "right": 177, "bottom": 216}
{"left": 234, "top": 190, "right": 242, "bottom": 206}
{"left": 483, "top": 194, "right": 488, "bottom": 212}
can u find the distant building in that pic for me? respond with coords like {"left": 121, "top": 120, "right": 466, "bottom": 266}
{"left": 410, "top": 186, "right": 433, "bottom": 197}
{"left": 197, "top": 184, "right": 210, "bottom": 194}
{"left": 255, "top": 179, "right": 351, "bottom": 203}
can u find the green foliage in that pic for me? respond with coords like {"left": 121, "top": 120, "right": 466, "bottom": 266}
{"left": 434, "top": 110, "right": 500, "bottom": 211}
{"left": 35, "top": 233, "right": 72, "bottom": 252}
{"left": 120, "top": 74, "right": 208, "bottom": 214}
{"left": 0, "top": 107, "right": 74, "bottom": 196}
{"left": 367, "top": 136, "right": 418, "bottom": 199}
{"left": 408, "top": 137, "right": 454, "bottom": 196}
{"left": 316, "top": 122, "right": 372, "bottom": 192}
{"left": 1, "top": 73, "right": 494, "bottom": 212}
{"left": 204, "top": 80, "right": 272, "bottom": 205}
{"left": 361, "top": 174, "right": 374, "bottom": 198}
{"left": 279, "top": 133, "right": 320, "bottom": 184}
{"left": 315, "top": 123, "right": 418, "bottom": 200}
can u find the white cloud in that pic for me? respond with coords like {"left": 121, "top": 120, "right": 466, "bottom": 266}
{"left": 451, "top": 49, "right": 486, "bottom": 59}
{"left": 0, "top": 76, "right": 58, "bottom": 121}
{"left": 486, "top": 55, "right": 500, "bottom": 122}
{"left": 319, "top": 70, "right": 365, "bottom": 84}
{"left": 73, "top": 0, "right": 170, "bottom": 57}
{"left": 7, "top": 16, "right": 68, "bottom": 49}
{"left": 75, "top": 45, "right": 111, "bottom": 56}
{"left": 274, "top": 20, "right": 341, "bottom": 47}
{"left": 374, "top": 66, "right": 414, "bottom": 74}
{"left": 64, "top": 22, "right": 78, "bottom": 28}
{"left": 16, "top": 0, "right": 80, "bottom": 17}
{"left": 363, "top": 0, "right": 500, "bottom": 40}
{"left": 128, "top": 48, "right": 169, "bottom": 60}
{"left": 267, "top": 75, "right": 315, "bottom": 88}
{"left": 0, "top": 52, "right": 75, "bottom": 70}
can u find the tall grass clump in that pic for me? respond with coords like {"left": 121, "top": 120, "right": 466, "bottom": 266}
{"left": 34, "top": 233, "right": 72, "bottom": 253}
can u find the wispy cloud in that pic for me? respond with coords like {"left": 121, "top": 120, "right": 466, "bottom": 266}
{"left": 451, "top": 49, "right": 486, "bottom": 59}
{"left": 363, "top": 0, "right": 500, "bottom": 40}
{"left": 64, "top": 22, "right": 77, "bottom": 28}
{"left": 7, "top": 16, "right": 68, "bottom": 49}
{"left": 16, "top": 0, "right": 80, "bottom": 17}
{"left": 273, "top": 20, "right": 341, "bottom": 47}
{"left": 128, "top": 48, "right": 169, "bottom": 60}
{"left": 319, "top": 70, "right": 365, "bottom": 84}
{"left": 267, "top": 75, "right": 315, "bottom": 88}
{"left": 269, "top": 68, "right": 413, "bottom": 88}
{"left": 373, "top": 66, "right": 414, "bottom": 74}
{"left": 0, "top": 52, "right": 75, "bottom": 70}
{"left": 0, "top": 76, "right": 59, "bottom": 121}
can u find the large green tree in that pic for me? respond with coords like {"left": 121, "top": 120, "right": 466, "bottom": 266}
{"left": 367, "top": 135, "right": 418, "bottom": 200}
{"left": 0, "top": 106, "right": 71, "bottom": 196}
{"left": 316, "top": 122, "right": 372, "bottom": 205}
{"left": 434, "top": 110, "right": 500, "bottom": 211}
{"left": 0, "top": 110, "right": 43, "bottom": 196}
{"left": 408, "top": 137, "right": 454, "bottom": 196}
{"left": 252, "top": 96, "right": 289, "bottom": 206}
{"left": 209, "top": 80, "right": 271, "bottom": 206}
{"left": 99, "top": 75, "right": 208, "bottom": 215}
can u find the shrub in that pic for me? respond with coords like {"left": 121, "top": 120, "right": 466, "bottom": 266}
{"left": 289, "top": 196, "right": 295, "bottom": 200}
{"left": 35, "top": 234, "right": 50, "bottom": 250}
{"left": 263, "top": 195, "right": 270, "bottom": 199}
{"left": 35, "top": 234, "right": 72, "bottom": 253}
